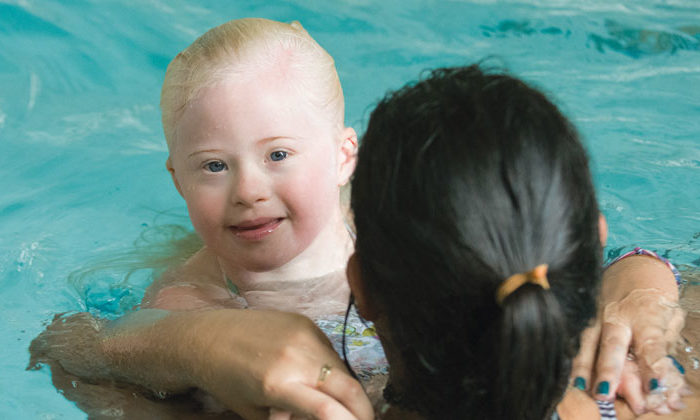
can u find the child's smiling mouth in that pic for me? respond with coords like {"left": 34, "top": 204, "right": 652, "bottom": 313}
{"left": 230, "top": 218, "right": 284, "bottom": 241}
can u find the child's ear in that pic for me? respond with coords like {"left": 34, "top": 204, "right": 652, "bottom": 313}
{"left": 337, "top": 127, "right": 357, "bottom": 186}
{"left": 166, "top": 158, "right": 184, "bottom": 197}
{"left": 346, "top": 253, "right": 379, "bottom": 321}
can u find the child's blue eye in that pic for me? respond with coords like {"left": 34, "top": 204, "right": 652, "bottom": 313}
{"left": 205, "top": 161, "right": 227, "bottom": 172}
{"left": 270, "top": 151, "right": 288, "bottom": 162}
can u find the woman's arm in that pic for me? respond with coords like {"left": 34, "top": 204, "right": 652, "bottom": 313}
{"left": 570, "top": 253, "right": 688, "bottom": 415}
{"left": 29, "top": 307, "right": 373, "bottom": 420}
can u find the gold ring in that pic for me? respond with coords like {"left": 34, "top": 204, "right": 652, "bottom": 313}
{"left": 317, "top": 364, "right": 332, "bottom": 386}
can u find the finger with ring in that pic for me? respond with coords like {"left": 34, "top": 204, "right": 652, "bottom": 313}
{"left": 317, "top": 364, "right": 332, "bottom": 387}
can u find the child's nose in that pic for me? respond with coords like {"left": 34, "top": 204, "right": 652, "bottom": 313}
{"left": 232, "top": 164, "right": 271, "bottom": 206}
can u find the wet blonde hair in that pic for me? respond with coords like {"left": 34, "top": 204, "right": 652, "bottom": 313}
{"left": 160, "top": 18, "right": 345, "bottom": 151}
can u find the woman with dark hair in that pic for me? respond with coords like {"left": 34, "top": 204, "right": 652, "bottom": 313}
{"left": 347, "top": 64, "right": 690, "bottom": 419}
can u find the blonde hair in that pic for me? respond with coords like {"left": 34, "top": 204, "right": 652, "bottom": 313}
{"left": 160, "top": 18, "right": 345, "bottom": 151}
{"left": 69, "top": 224, "right": 202, "bottom": 293}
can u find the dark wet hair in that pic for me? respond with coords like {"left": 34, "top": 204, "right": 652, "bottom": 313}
{"left": 351, "top": 64, "right": 602, "bottom": 419}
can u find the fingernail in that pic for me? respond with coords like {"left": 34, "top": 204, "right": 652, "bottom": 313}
{"left": 650, "top": 378, "right": 659, "bottom": 391}
{"left": 573, "top": 376, "right": 586, "bottom": 391}
{"left": 668, "top": 355, "right": 685, "bottom": 374}
{"left": 596, "top": 381, "right": 610, "bottom": 395}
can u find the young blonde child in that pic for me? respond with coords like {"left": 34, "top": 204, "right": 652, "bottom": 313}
{"left": 148, "top": 17, "right": 357, "bottom": 318}
{"left": 30, "top": 18, "right": 688, "bottom": 420}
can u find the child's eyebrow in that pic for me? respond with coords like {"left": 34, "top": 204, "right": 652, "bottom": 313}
{"left": 258, "top": 135, "right": 299, "bottom": 144}
{"left": 188, "top": 149, "right": 223, "bottom": 158}
{"left": 186, "top": 136, "right": 299, "bottom": 158}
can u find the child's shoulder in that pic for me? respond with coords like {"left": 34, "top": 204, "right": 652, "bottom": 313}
{"left": 141, "top": 247, "right": 243, "bottom": 310}
{"left": 151, "top": 246, "right": 220, "bottom": 289}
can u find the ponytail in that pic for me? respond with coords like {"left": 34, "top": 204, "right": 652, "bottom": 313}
{"left": 495, "top": 285, "right": 569, "bottom": 419}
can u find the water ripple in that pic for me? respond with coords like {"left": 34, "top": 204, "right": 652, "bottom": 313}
{"left": 588, "top": 20, "right": 700, "bottom": 57}
{"left": 481, "top": 20, "right": 571, "bottom": 38}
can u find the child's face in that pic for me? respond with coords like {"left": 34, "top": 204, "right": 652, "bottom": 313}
{"left": 167, "top": 73, "right": 354, "bottom": 272}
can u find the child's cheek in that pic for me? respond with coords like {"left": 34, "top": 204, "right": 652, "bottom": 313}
{"left": 183, "top": 187, "right": 227, "bottom": 241}
{"left": 283, "top": 157, "right": 339, "bottom": 224}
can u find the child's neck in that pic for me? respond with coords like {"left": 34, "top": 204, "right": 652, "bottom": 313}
{"left": 218, "top": 211, "right": 354, "bottom": 317}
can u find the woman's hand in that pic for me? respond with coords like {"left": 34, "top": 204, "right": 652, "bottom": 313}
{"left": 29, "top": 312, "right": 113, "bottom": 381}
{"left": 186, "top": 309, "right": 373, "bottom": 420}
{"left": 570, "top": 255, "right": 690, "bottom": 415}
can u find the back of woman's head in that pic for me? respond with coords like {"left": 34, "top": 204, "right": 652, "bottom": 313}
{"left": 161, "top": 17, "right": 344, "bottom": 151}
{"left": 351, "top": 64, "right": 602, "bottom": 419}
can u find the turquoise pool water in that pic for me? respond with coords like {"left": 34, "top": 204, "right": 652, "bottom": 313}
{"left": 1, "top": 0, "right": 698, "bottom": 417}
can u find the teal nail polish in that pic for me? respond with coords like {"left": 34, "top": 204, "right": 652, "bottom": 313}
{"left": 668, "top": 355, "right": 685, "bottom": 375}
{"left": 650, "top": 378, "right": 659, "bottom": 391}
{"left": 574, "top": 377, "right": 586, "bottom": 391}
{"left": 596, "top": 381, "right": 610, "bottom": 395}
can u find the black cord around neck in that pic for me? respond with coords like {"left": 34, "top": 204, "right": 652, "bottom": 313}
{"left": 341, "top": 294, "right": 360, "bottom": 381}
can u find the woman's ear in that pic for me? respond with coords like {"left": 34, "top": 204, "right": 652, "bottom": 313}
{"left": 598, "top": 213, "right": 608, "bottom": 247}
{"left": 598, "top": 213, "right": 608, "bottom": 248}
{"left": 166, "top": 157, "right": 184, "bottom": 197}
{"left": 337, "top": 127, "right": 358, "bottom": 187}
{"left": 346, "top": 253, "right": 378, "bottom": 321}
